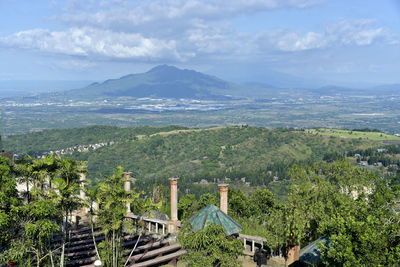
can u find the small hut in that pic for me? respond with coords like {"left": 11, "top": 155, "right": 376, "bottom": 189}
{"left": 188, "top": 204, "right": 242, "bottom": 236}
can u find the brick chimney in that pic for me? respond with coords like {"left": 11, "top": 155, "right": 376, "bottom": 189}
{"left": 167, "top": 177, "right": 180, "bottom": 233}
{"left": 218, "top": 184, "right": 229, "bottom": 214}
{"left": 123, "top": 172, "right": 132, "bottom": 213}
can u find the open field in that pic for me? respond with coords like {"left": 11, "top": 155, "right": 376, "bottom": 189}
{"left": 306, "top": 128, "right": 400, "bottom": 141}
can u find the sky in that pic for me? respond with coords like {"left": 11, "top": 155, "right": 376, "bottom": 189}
{"left": 0, "top": 0, "right": 399, "bottom": 87}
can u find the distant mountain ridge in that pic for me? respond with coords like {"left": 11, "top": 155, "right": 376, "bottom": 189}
{"left": 63, "top": 65, "right": 235, "bottom": 100}
{"left": 4, "top": 65, "right": 399, "bottom": 101}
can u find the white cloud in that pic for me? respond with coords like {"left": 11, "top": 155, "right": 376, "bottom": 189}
{"left": 0, "top": 0, "right": 396, "bottom": 68}
{"left": 60, "top": 0, "right": 324, "bottom": 28}
{"left": 274, "top": 31, "right": 327, "bottom": 51}
{"left": 256, "top": 19, "right": 390, "bottom": 52}
{"left": 0, "top": 27, "right": 184, "bottom": 61}
{"left": 325, "top": 19, "right": 386, "bottom": 46}
{"left": 0, "top": 18, "right": 393, "bottom": 63}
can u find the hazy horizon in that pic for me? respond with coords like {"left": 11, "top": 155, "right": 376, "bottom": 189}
{"left": 1, "top": 0, "right": 400, "bottom": 90}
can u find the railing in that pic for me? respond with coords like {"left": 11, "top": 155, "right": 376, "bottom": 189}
{"left": 125, "top": 213, "right": 169, "bottom": 235}
{"left": 238, "top": 234, "right": 267, "bottom": 255}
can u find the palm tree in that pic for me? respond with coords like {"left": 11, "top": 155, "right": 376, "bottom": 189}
{"left": 95, "top": 166, "right": 142, "bottom": 267}
{"left": 12, "top": 155, "right": 34, "bottom": 203}
{"left": 54, "top": 158, "right": 85, "bottom": 267}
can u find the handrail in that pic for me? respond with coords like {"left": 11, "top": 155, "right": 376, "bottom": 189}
{"left": 238, "top": 233, "right": 267, "bottom": 254}
{"left": 125, "top": 213, "right": 169, "bottom": 225}
{"left": 238, "top": 234, "right": 267, "bottom": 242}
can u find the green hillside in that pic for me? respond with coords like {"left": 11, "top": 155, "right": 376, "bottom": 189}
{"left": 3, "top": 125, "right": 187, "bottom": 155}
{"left": 65, "top": 126, "right": 376, "bottom": 185}
{"left": 306, "top": 128, "right": 400, "bottom": 141}
{"left": 5, "top": 125, "right": 381, "bottom": 191}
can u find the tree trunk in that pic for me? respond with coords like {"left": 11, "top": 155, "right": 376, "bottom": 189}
{"left": 112, "top": 230, "right": 116, "bottom": 267}
{"left": 49, "top": 248, "right": 55, "bottom": 267}
{"left": 26, "top": 180, "right": 30, "bottom": 203}
{"left": 91, "top": 217, "right": 101, "bottom": 260}
{"left": 60, "top": 212, "right": 68, "bottom": 267}
{"left": 36, "top": 250, "right": 40, "bottom": 267}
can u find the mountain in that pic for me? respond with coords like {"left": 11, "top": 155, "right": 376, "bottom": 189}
{"left": 62, "top": 65, "right": 235, "bottom": 100}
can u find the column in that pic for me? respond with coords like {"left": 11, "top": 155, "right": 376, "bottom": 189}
{"left": 79, "top": 170, "right": 86, "bottom": 200}
{"left": 123, "top": 172, "right": 132, "bottom": 213}
{"left": 79, "top": 165, "right": 88, "bottom": 214}
{"left": 169, "top": 177, "right": 179, "bottom": 221}
{"left": 167, "top": 177, "right": 180, "bottom": 234}
{"left": 218, "top": 184, "right": 229, "bottom": 214}
{"left": 92, "top": 201, "right": 99, "bottom": 222}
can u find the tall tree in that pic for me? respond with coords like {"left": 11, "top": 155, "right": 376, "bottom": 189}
{"left": 94, "top": 166, "right": 143, "bottom": 267}
{"left": 179, "top": 224, "right": 243, "bottom": 267}
{"left": 285, "top": 161, "right": 400, "bottom": 265}
{"left": 0, "top": 157, "right": 21, "bottom": 249}
{"left": 54, "top": 157, "right": 85, "bottom": 267}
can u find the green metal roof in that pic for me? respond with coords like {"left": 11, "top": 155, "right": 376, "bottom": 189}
{"left": 299, "top": 236, "right": 329, "bottom": 265}
{"left": 188, "top": 205, "right": 243, "bottom": 236}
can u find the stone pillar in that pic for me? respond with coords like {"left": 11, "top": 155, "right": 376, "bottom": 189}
{"left": 92, "top": 201, "right": 99, "bottom": 222}
{"left": 169, "top": 177, "right": 179, "bottom": 221}
{"left": 123, "top": 172, "right": 132, "bottom": 213}
{"left": 286, "top": 244, "right": 300, "bottom": 265}
{"left": 79, "top": 171, "right": 86, "bottom": 200}
{"left": 218, "top": 184, "right": 229, "bottom": 214}
{"left": 78, "top": 166, "right": 88, "bottom": 215}
{"left": 167, "top": 177, "right": 180, "bottom": 233}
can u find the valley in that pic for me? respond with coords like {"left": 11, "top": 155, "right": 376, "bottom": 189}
{"left": 2, "top": 87, "right": 400, "bottom": 135}
{"left": 1, "top": 66, "right": 400, "bottom": 136}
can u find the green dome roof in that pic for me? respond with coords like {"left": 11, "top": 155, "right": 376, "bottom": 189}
{"left": 188, "top": 205, "right": 243, "bottom": 236}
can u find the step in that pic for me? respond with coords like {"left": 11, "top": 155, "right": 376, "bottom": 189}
{"left": 65, "top": 238, "right": 162, "bottom": 266}
{"left": 128, "top": 249, "right": 187, "bottom": 267}
{"left": 128, "top": 243, "right": 181, "bottom": 263}
{"left": 64, "top": 234, "right": 139, "bottom": 253}
{"left": 66, "top": 256, "right": 97, "bottom": 266}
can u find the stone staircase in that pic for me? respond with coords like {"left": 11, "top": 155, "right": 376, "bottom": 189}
{"left": 58, "top": 227, "right": 186, "bottom": 267}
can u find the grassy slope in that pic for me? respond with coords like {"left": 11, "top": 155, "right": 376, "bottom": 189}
{"left": 3, "top": 125, "right": 188, "bottom": 154}
{"left": 306, "top": 128, "right": 400, "bottom": 141}
{"left": 67, "top": 127, "right": 377, "bottom": 182}
{"left": 4, "top": 125, "right": 379, "bottom": 188}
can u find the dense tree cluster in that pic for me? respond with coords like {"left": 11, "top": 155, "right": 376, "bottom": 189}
{"left": 3, "top": 125, "right": 187, "bottom": 155}
{"left": 177, "top": 161, "right": 400, "bottom": 265}
{"left": 0, "top": 156, "right": 148, "bottom": 267}
{"left": 287, "top": 161, "right": 400, "bottom": 266}
{"left": 178, "top": 224, "right": 243, "bottom": 267}
{"left": 0, "top": 155, "right": 84, "bottom": 266}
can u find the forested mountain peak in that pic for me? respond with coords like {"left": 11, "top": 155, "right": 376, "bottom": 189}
{"left": 63, "top": 65, "right": 233, "bottom": 99}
